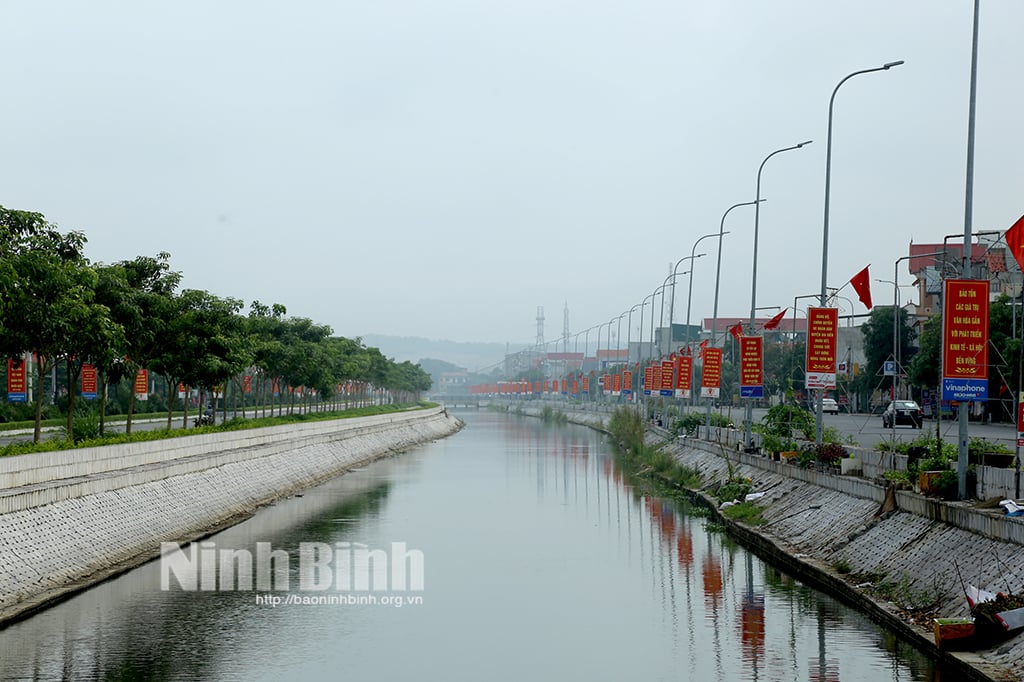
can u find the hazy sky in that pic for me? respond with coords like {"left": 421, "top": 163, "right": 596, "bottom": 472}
{"left": 2, "top": 2, "right": 1022, "bottom": 350}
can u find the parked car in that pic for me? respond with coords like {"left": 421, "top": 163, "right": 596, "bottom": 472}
{"left": 820, "top": 398, "right": 839, "bottom": 415}
{"left": 883, "top": 400, "right": 923, "bottom": 428}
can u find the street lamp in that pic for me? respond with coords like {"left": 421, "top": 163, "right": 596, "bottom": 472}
{"left": 745, "top": 140, "right": 812, "bottom": 450}
{"left": 706, "top": 200, "right": 762, "bottom": 438}
{"left": 666, "top": 256, "right": 705, "bottom": 355}
{"left": 681, "top": 234, "right": 723, "bottom": 349}
{"left": 625, "top": 302, "right": 644, "bottom": 366}
{"left": 816, "top": 59, "right": 904, "bottom": 444}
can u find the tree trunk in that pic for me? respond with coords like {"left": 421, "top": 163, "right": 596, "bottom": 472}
{"left": 32, "top": 359, "right": 47, "bottom": 444}
{"left": 165, "top": 376, "right": 175, "bottom": 430}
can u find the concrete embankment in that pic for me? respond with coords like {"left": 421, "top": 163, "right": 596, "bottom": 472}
{"left": 0, "top": 407, "right": 462, "bottom": 626}
{"left": 510, "top": 403, "right": 1023, "bottom": 682}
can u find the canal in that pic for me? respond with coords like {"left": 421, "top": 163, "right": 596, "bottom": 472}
{"left": 0, "top": 411, "right": 957, "bottom": 681}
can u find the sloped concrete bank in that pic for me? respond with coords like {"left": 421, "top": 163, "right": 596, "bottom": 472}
{"left": 0, "top": 407, "right": 462, "bottom": 626}
{"left": 508, "top": 403, "right": 1023, "bottom": 682}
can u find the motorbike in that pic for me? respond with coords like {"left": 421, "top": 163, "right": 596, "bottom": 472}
{"left": 194, "top": 413, "right": 214, "bottom": 427}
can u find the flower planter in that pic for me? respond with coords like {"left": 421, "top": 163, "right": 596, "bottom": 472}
{"left": 933, "top": 618, "right": 975, "bottom": 650}
{"left": 918, "top": 470, "right": 945, "bottom": 495}
{"left": 840, "top": 457, "right": 862, "bottom": 476}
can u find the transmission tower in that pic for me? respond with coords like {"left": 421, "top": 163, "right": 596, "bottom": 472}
{"left": 536, "top": 306, "right": 545, "bottom": 347}
{"left": 563, "top": 302, "right": 570, "bottom": 353}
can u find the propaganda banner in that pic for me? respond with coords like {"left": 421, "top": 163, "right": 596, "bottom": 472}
{"left": 660, "top": 360, "right": 674, "bottom": 397}
{"left": 134, "top": 368, "right": 149, "bottom": 400}
{"left": 582, "top": 376, "right": 590, "bottom": 393}
{"left": 643, "top": 365, "right": 654, "bottom": 396}
{"left": 612, "top": 373, "right": 621, "bottom": 396}
{"left": 561, "top": 378, "right": 568, "bottom": 394}
{"left": 242, "top": 375, "right": 253, "bottom": 394}
{"left": 675, "top": 355, "right": 692, "bottom": 399}
{"left": 81, "top": 363, "right": 98, "bottom": 399}
{"left": 7, "top": 358, "right": 27, "bottom": 402}
{"left": 1017, "top": 392, "right": 1024, "bottom": 447}
{"left": 805, "top": 307, "right": 838, "bottom": 389}
{"left": 571, "top": 379, "right": 579, "bottom": 395}
{"left": 622, "top": 371, "right": 632, "bottom": 396}
{"left": 652, "top": 365, "right": 662, "bottom": 396}
{"left": 700, "top": 347, "right": 722, "bottom": 399}
{"left": 942, "top": 279, "right": 989, "bottom": 401}
{"left": 740, "top": 336, "right": 764, "bottom": 398}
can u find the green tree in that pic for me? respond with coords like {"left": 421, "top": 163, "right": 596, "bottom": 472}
{"left": 857, "top": 306, "right": 918, "bottom": 398}
{"left": 0, "top": 208, "right": 102, "bottom": 441}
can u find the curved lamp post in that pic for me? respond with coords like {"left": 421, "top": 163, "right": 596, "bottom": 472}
{"left": 744, "top": 140, "right": 812, "bottom": 450}
{"left": 705, "top": 200, "right": 762, "bottom": 438}
{"left": 815, "top": 60, "right": 904, "bottom": 444}
{"left": 665, "top": 256, "right": 704, "bottom": 355}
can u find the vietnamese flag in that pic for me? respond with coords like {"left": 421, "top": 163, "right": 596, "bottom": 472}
{"left": 762, "top": 308, "right": 788, "bottom": 330}
{"left": 728, "top": 323, "right": 744, "bottom": 341}
{"left": 850, "top": 265, "right": 873, "bottom": 310}
{"left": 1005, "top": 213, "right": 1024, "bottom": 272}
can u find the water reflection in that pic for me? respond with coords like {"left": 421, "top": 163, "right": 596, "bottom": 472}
{"left": 0, "top": 412, "right": 955, "bottom": 681}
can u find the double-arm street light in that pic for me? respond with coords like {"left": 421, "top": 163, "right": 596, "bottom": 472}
{"left": 815, "top": 60, "right": 904, "bottom": 444}
{"left": 745, "top": 140, "right": 812, "bottom": 450}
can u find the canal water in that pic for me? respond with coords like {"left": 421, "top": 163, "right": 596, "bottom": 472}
{"left": 0, "top": 411, "right": 956, "bottom": 681}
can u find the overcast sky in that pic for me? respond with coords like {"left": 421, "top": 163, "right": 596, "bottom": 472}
{"left": 2, "top": 2, "right": 1022, "bottom": 351}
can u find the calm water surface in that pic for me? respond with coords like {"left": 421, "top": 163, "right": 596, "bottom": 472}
{"left": 0, "top": 411, "right": 955, "bottom": 681}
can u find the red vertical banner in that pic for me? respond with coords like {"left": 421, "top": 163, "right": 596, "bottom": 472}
{"left": 1016, "top": 393, "right": 1024, "bottom": 447}
{"left": 81, "top": 363, "right": 98, "bottom": 399}
{"left": 643, "top": 365, "right": 654, "bottom": 395}
{"left": 700, "top": 347, "right": 722, "bottom": 398}
{"left": 675, "top": 355, "right": 692, "bottom": 398}
{"left": 134, "top": 368, "right": 149, "bottom": 400}
{"left": 582, "top": 376, "right": 590, "bottom": 392}
{"left": 652, "top": 365, "right": 662, "bottom": 395}
{"left": 739, "top": 336, "right": 764, "bottom": 398}
{"left": 7, "top": 359, "right": 27, "bottom": 402}
{"left": 612, "top": 373, "right": 622, "bottom": 396}
{"left": 571, "top": 378, "right": 579, "bottom": 395}
{"left": 941, "top": 279, "right": 989, "bottom": 401}
{"left": 660, "top": 360, "right": 674, "bottom": 396}
{"left": 242, "top": 375, "right": 253, "bottom": 394}
{"left": 805, "top": 307, "right": 839, "bottom": 390}
{"left": 622, "top": 370, "right": 633, "bottom": 394}
{"left": 561, "top": 378, "right": 568, "bottom": 394}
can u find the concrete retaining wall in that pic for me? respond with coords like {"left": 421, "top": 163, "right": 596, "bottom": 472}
{"left": 0, "top": 407, "right": 461, "bottom": 625}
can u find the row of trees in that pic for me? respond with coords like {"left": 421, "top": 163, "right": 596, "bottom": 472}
{"left": 0, "top": 206, "right": 432, "bottom": 442}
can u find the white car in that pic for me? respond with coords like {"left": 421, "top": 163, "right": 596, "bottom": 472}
{"left": 820, "top": 398, "right": 839, "bottom": 415}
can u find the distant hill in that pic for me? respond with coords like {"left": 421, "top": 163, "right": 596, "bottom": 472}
{"left": 361, "top": 334, "right": 529, "bottom": 372}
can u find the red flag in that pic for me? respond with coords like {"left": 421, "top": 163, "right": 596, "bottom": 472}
{"left": 728, "top": 323, "right": 744, "bottom": 341}
{"left": 762, "top": 308, "right": 788, "bottom": 330}
{"left": 1005, "top": 214, "right": 1024, "bottom": 272}
{"left": 850, "top": 265, "right": 873, "bottom": 310}
{"left": 698, "top": 339, "right": 709, "bottom": 358}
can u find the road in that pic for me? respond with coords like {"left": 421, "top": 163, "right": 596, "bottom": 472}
{"left": 722, "top": 407, "right": 1018, "bottom": 451}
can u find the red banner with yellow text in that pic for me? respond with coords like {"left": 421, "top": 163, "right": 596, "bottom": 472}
{"left": 700, "top": 348, "right": 722, "bottom": 398}
{"left": 805, "top": 307, "right": 838, "bottom": 389}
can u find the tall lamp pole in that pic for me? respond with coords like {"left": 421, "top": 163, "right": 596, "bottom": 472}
{"left": 816, "top": 59, "right": 904, "bottom": 444}
{"left": 666, "top": 256, "right": 705, "bottom": 355}
{"left": 682, "top": 235, "right": 722, "bottom": 348}
{"left": 745, "top": 141, "right": 812, "bottom": 451}
{"left": 706, "top": 200, "right": 761, "bottom": 437}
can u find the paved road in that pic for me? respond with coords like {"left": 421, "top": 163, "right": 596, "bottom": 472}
{"left": 706, "top": 406, "right": 1018, "bottom": 451}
